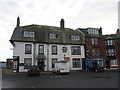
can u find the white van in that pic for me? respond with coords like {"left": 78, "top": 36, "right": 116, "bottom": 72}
{"left": 53, "top": 60, "right": 70, "bottom": 74}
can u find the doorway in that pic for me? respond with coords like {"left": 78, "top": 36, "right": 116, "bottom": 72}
{"left": 106, "top": 60, "right": 110, "bottom": 69}
{"left": 13, "top": 56, "right": 19, "bottom": 72}
{"left": 38, "top": 59, "right": 44, "bottom": 71}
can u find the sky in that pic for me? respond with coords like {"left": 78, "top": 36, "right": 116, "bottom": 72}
{"left": 0, "top": 0, "right": 119, "bottom": 61}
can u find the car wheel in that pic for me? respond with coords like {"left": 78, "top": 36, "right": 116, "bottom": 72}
{"left": 57, "top": 71, "right": 60, "bottom": 75}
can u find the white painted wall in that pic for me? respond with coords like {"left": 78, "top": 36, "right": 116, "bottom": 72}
{"left": 13, "top": 42, "right": 85, "bottom": 72}
{"left": 13, "top": 42, "right": 33, "bottom": 72}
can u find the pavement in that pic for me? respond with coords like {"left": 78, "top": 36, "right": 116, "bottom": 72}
{"left": 2, "top": 68, "right": 52, "bottom": 74}
{"left": 2, "top": 68, "right": 119, "bottom": 75}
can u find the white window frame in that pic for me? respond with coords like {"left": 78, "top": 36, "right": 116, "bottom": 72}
{"left": 71, "top": 46, "right": 81, "bottom": 55}
{"left": 24, "top": 31, "right": 29, "bottom": 37}
{"left": 24, "top": 58, "right": 32, "bottom": 69}
{"left": 91, "top": 38, "right": 98, "bottom": 45}
{"left": 24, "top": 31, "right": 35, "bottom": 37}
{"left": 29, "top": 32, "right": 35, "bottom": 37}
{"left": 49, "top": 33, "right": 58, "bottom": 39}
{"left": 52, "top": 46, "right": 57, "bottom": 55}
{"left": 107, "top": 49, "right": 116, "bottom": 56}
{"left": 72, "top": 58, "right": 81, "bottom": 68}
{"left": 71, "top": 35, "right": 80, "bottom": 41}
{"left": 25, "top": 44, "right": 32, "bottom": 54}
{"left": 38, "top": 45, "right": 44, "bottom": 54}
{"left": 111, "top": 60, "right": 118, "bottom": 66}
{"left": 106, "top": 40, "right": 114, "bottom": 46}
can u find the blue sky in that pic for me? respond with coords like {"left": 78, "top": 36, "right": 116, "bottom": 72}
{"left": 0, "top": 0, "right": 119, "bottom": 61}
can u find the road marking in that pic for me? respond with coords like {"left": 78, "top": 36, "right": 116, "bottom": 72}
{"left": 58, "top": 75, "right": 62, "bottom": 77}
{"left": 41, "top": 75, "right": 69, "bottom": 78}
{"left": 50, "top": 76, "right": 53, "bottom": 78}
{"left": 55, "top": 76, "right": 58, "bottom": 78}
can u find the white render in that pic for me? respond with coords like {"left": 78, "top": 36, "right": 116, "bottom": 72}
{"left": 13, "top": 41, "right": 85, "bottom": 72}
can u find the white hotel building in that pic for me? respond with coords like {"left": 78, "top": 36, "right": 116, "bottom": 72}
{"left": 10, "top": 17, "right": 85, "bottom": 72}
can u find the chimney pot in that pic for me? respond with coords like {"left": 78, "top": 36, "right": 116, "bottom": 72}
{"left": 16, "top": 16, "right": 20, "bottom": 27}
{"left": 60, "top": 18, "right": 64, "bottom": 29}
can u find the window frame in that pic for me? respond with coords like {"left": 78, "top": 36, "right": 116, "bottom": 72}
{"left": 38, "top": 45, "right": 44, "bottom": 55}
{"left": 91, "top": 38, "right": 98, "bottom": 45}
{"left": 111, "top": 60, "right": 118, "bottom": 66}
{"left": 23, "top": 31, "right": 35, "bottom": 38}
{"left": 106, "top": 49, "right": 116, "bottom": 56}
{"left": 71, "top": 35, "right": 80, "bottom": 41}
{"left": 92, "top": 49, "right": 99, "bottom": 56}
{"left": 71, "top": 46, "right": 81, "bottom": 55}
{"left": 52, "top": 46, "right": 57, "bottom": 55}
{"left": 24, "top": 58, "right": 32, "bottom": 69}
{"left": 25, "top": 44, "right": 32, "bottom": 54}
{"left": 72, "top": 58, "right": 81, "bottom": 68}
{"left": 106, "top": 40, "right": 114, "bottom": 46}
{"left": 62, "top": 47, "right": 68, "bottom": 53}
{"left": 49, "top": 33, "right": 59, "bottom": 39}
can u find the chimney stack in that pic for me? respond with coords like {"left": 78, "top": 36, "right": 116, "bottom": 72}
{"left": 116, "top": 28, "right": 120, "bottom": 34}
{"left": 99, "top": 26, "right": 102, "bottom": 35}
{"left": 60, "top": 18, "right": 64, "bottom": 30}
{"left": 16, "top": 16, "right": 20, "bottom": 27}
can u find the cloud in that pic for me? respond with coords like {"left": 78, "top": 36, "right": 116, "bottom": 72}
{"left": 65, "top": 1, "right": 118, "bottom": 34}
{"left": 0, "top": 0, "right": 119, "bottom": 61}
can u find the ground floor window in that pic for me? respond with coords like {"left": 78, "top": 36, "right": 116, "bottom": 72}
{"left": 111, "top": 59, "right": 118, "bottom": 66}
{"left": 24, "top": 58, "right": 32, "bottom": 69}
{"left": 52, "top": 58, "right": 57, "bottom": 68}
{"left": 72, "top": 58, "right": 81, "bottom": 68}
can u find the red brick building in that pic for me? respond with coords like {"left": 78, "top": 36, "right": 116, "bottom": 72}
{"left": 102, "top": 33, "right": 119, "bottom": 69}
{"left": 77, "top": 27, "right": 103, "bottom": 70}
{"left": 116, "top": 29, "right": 120, "bottom": 68}
{"left": 77, "top": 27, "right": 119, "bottom": 70}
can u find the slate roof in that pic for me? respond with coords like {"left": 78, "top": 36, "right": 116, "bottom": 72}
{"left": 76, "top": 27, "right": 102, "bottom": 37}
{"left": 10, "top": 24, "right": 85, "bottom": 45}
{"left": 102, "top": 34, "right": 119, "bottom": 40}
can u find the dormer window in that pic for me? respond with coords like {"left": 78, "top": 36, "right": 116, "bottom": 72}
{"left": 88, "top": 28, "right": 99, "bottom": 35}
{"left": 49, "top": 33, "right": 58, "bottom": 39}
{"left": 24, "top": 31, "right": 35, "bottom": 37}
{"left": 106, "top": 40, "right": 114, "bottom": 46}
{"left": 71, "top": 35, "right": 80, "bottom": 41}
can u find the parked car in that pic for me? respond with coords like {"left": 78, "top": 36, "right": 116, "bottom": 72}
{"left": 89, "top": 63, "right": 104, "bottom": 72}
{"left": 86, "top": 59, "right": 104, "bottom": 72}
{"left": 27, "top": 65, "right": 40, "bottom": 76}
{"left": 53, "top": 60, "right": 70, "bottom": 74}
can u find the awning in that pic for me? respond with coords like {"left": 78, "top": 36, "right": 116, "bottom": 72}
{"left": 36, "top": 54, "right": 46, "bottom": 60}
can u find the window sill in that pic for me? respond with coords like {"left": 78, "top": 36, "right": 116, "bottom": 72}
{"left": 52, "top": 53, "right": 57, "bottom": 55}
{"left": 111, "top": 65, "right": 118, "bottom": 66}
{"left": 25, "top": 53, "right": 32, "bottom": 54}
{"left": 72, "top": 54, "right": 81, "bottom": 55}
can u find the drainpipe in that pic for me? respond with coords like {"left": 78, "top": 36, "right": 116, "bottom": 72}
{"left": 47, "top": 44, "right": 49, "bottom": 71}
{"left": 33, "top": 42, "right": 36, "bottom": 65}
